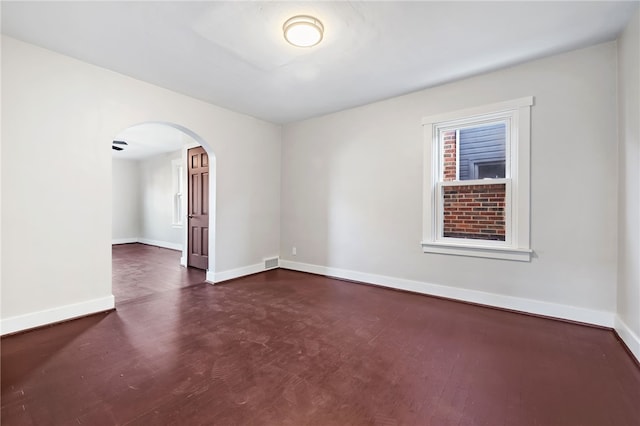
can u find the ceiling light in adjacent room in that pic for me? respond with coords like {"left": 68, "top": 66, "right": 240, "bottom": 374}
{"left": 283, "top": 15, "right": 324, "bottom": 47}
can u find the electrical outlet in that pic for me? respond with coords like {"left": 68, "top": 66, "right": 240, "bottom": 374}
{"left": 292, "top": 246, "right": 297, "bottom": 256}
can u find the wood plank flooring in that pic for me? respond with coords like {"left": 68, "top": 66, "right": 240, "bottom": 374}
{"left": 112, "top": 243, "right": 205, "bottom": 303}
{"left": 2, "top": 245, "right": 639, "bottom": 425}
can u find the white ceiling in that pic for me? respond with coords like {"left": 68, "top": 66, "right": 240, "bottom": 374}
{"left": 112, "top": 123, "right": 189, "bottom": 160}
{"left": 1, "top": 1, "right": 638, "bottom": 124}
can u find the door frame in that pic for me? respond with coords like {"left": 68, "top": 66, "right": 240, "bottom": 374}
{"left": 180, "top": 140, "right": 215, "bottom": 279}
{"left": 185, "top": 145, "right": 210, "bottom": 270}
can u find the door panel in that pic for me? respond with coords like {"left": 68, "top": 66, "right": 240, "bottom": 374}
{"left": 202, "top": 172, "right": 209, "bottom": 215}
{"left": 188, "top": 147, "right": 209, "bottom": 270}
{"left": 202, "top": 227, "right": 209, "bottom": 256}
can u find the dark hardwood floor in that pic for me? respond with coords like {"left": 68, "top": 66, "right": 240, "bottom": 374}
{"left": 112, "top": 243, "right": 205, "bottom": 303}
{"left": 2, "top": 246, "right": 639, "bottom": 425}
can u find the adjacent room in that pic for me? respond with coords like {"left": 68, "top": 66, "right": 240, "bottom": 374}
{"left": 1, "top": 1, "right": 639, "bottom": 425}
{"left": 111, "top": 123, "right": 208, "bottom": 303}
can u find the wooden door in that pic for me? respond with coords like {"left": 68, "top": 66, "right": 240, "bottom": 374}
{"left": 187, "top": 147, "right": 209, "bottom": 270}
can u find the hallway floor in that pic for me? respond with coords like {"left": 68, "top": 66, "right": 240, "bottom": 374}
{"left": 1, "top": 249, "right": 639, "bottom": 425}
{"left": 112, "top": 243, "right": 205, "bottom": 303}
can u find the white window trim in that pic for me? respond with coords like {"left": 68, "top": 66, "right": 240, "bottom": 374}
{"left": 421, "top": 96, "right": 533, "bottom": 262}
{"left": 171, "top": 158, "right": 184, "bottom": 228}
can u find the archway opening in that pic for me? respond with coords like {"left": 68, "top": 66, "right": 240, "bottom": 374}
{"left": 110, "top": 122, "right": 216, "bottom": 304}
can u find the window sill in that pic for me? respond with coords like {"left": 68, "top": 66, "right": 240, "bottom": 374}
{"left": 421, "top": 241, "right": 532, "bottom": 262}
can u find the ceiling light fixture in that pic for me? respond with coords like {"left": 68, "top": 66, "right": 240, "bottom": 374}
{"left": 283, "top": 15, "right": 324, "bottom": 48}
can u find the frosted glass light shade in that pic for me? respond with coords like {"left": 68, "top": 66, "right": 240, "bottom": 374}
{"left": 283, "top": 15, "right": 324, "bottom": 47}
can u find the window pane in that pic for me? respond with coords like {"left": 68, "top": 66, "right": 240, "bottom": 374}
{"left": 459, "top": 122, "right": 505, "bottom": 180}
{"left": 476, "top": 162, "right": 505, "bottom": 179}
{"left": 442, "top": 183, "right": 506, "bottom": 241}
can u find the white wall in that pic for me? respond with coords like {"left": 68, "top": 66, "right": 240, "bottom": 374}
{"left": 1, "top": 36, "right": 281, "bottom": 333}
{"left": 139, "top": 150, "right": 183, "bottom": 248}
{"left": 112, "top": 158, "right": 141, "bottom": 242}
{"left": 281, "top": 42, "right": 619, "bottom": 326}
{"left": 616, "top": 10, "right": 640, "bottom": 360}
{"left": 112, "top": 150, "right": 184, "bottom": 250}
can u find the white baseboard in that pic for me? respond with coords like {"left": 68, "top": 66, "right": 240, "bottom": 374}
{"left": 112, "top": 238, "right": 138, "bottom": 245}
{"left": 210, "top": 262, "right": 266, "bottom": 284}
{"left": 615, "top": 316, "right": 640, "bottom": 363}
{"left": 1, "top": 295, "right": 115, "bottom": 336}
{"left": 279, "top": 260, "right": 615, "bottom": 328}
{"left": 138, "top": 238, "right": 182, "bottom": 251}
{"left": 112, "top": 237, "right": 182, "bottom": 252}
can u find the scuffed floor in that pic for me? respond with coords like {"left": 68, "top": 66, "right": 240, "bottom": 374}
{"left": 2, "top": 264, "right": 639, "bottom": 425}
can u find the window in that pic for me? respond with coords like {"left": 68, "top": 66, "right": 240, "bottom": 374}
{"left": 474, "top": 161, "right": 505, "bottom": 180}
{"left": 172, "top": 158, "right": 184, "bottom": 227}
{"left": 422, "top": 97, "right": 533, "bottom": 261}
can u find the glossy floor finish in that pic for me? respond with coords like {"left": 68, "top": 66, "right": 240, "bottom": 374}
{"left": 2, "top": 257, "right": 640, "bottom": 425}
{"left": 112, "top": 243, "right": 205, "bottom": 303}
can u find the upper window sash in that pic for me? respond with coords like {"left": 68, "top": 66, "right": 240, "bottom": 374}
{"left": 436, "top": 118, "right": 512, "bottom": 182}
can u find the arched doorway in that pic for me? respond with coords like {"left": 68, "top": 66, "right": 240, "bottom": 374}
{"left": 111, "top": 122, "right": 216, "bottom": 303}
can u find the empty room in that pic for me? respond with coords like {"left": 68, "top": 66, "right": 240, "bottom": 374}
{"left": 1, "top": 1, "right": 639, "bottom": 425}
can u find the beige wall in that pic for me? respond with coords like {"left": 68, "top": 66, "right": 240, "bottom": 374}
{"left": 281, "top": 42, "right": 619, "bottom": 324}
{"left": 139, "top": 150, "right": 183, "bottom": 247}
{"left": 112, "top": 158, "right": 141, "bottom": 241}
{"left": 113, "top": 150, "right": 185, "bottom": 249}
{"left": 1, "top": 36, "right": 281, "bottom": 332}
{"left": 616, "top": 9, "right": 640, "bottom": 359}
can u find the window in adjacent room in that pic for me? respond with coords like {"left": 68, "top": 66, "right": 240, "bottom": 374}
{"left": 421, "top": 97, "right": 533, "bottom": 261}
{"left": 172, "top": 158, "right": 184, "bottom": 227}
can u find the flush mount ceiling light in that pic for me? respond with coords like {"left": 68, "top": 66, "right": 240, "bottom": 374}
{"left": 283, "top": 15, "right": 324, "bottom": 47}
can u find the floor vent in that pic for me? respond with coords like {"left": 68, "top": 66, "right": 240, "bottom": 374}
{"left": 264, "top": 257, "right": 279, "bottom": 269}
